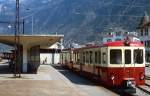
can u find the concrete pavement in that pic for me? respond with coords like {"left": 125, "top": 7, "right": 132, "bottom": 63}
{"left": 0, "top": 64, "right": 118, "bottom": 96}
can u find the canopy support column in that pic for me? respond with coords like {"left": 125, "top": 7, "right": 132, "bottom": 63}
{"left": 23, "top": 45, "right": 28, "bottom": 73}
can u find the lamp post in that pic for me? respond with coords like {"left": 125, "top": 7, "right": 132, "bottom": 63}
{"left": 21, "top": 9, "right": 34, "bottom": 35}
{"left": 32, "top": 16, "right": 34, "bottom": 35}
{"left": 22, "top": 19, "right": 25, "bottom": 34}
{"left": 14, "top": 0, "right": 21, "bottom": 78}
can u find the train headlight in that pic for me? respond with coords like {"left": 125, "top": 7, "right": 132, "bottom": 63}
{"left": 111, "top": 75, "right": 115, "bottom": 80}
{"left": 140, "top": 73, "right": 145, "bottom": 80}
{"left": 140, "top": 74, "right": 145, "bottom": 80}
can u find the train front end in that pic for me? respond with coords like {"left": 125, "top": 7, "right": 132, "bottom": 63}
{"left": 105, "top": 41, "right": 145, "bottom": 93}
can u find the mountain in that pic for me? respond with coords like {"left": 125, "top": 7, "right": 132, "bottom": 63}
{"left": 0, "top": 0, "right": 150, "bottom": 44}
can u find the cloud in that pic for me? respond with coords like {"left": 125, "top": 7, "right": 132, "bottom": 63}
{"left": 0, "top": 4, "right": 3, "bottom": 12}
{"left": 42, "top": 0, "right": 52, "bottom": 4}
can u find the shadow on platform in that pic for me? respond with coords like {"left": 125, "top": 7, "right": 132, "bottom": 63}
{"left": 0, "top": 63, "right": 12, "bottom": 74}
{"left": 51, "top": 64, "right": 96, "bottom": 86}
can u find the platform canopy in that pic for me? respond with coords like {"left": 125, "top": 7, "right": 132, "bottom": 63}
{"left": 0, "top": 35, "right": 64, "bottom": 47}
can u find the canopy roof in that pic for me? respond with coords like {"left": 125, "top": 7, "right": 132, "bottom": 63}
{"left": 0, "top": 35, "right": 64, "bottom": 47}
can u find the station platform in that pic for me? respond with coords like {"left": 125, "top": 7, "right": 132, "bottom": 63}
{"left": 0, "top": 64, "right": 118, "bottom": 96}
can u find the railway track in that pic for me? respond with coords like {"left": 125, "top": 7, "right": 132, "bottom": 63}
{"left": 136, "top": 77, "right": 150, "bottom": 96}
{"left": 137, "top": 84, "right": 150, "bottom": 95}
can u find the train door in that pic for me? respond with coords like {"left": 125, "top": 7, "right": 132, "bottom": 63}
{"left": 79, "top": 50, "right": 83, "bottom": 72}
{"left": 93, "top": 49, "right": 97, "bottom": 75}
{"left": 101, "top": 47, "right": 108, "bottom": 82}
{"left": 123, "top": 48, "right": 132, "bottom": 78}
{"left": 101, "top": 47, "right": 107, "bottom": 66}
{"left": 109, "top": 48, "right": 122, "bottom": 86}
{"left": 93, "top": 48, "right": 102, "bottom": 78}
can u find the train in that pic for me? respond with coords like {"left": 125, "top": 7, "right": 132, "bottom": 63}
{"left": 60, "top": 37, "right": 145, "bottom": 93}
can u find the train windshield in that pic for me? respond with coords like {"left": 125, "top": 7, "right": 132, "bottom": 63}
{"left": 134, "top": 49, "right": 143, "bottom": 64}
{"left": 110, "top": 49, "right": 122, "bottom": 64}
{"left": 125, "top": 50, "right": 131, "bottom": 64}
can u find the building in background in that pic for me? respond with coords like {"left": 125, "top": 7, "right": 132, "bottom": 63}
{"left": 137, "top": 12, "right": 150, "bottom": 62}
{"left": 40, "top": 42, "right": 63, "bottom": 64}
{"left": 103, "top": 31, "right": 139, "bottom": 44}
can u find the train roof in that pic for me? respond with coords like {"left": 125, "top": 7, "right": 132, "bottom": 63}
{"left": 103, "top": 41, "right": 143, "bottom": 47}
{"left": 62, "top": 41, "right": 144, "bottom": 52}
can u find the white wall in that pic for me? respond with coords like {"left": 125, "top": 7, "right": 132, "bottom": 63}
{"left": 54, "top": 53, "right": 60, "bottom": 64}
{"left": 40, "top": 53, "right": 60, "bottom": 64}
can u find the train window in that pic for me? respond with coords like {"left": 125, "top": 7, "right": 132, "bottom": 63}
{"left": 95, "top": 52, "right": 97, "bottom": 64}
{"left": 86, "top": 51, "right": 89, "bottom": 63}
{"left": 77, "top": 54, "right": 78, "bottom": 62}
{"left": 102, "top": 53, "right": 106, "bottom": 64}
{"left": 110, "top": 49, "right": 122, "bottom": 64}
{"left": 65, "top": 53, "right": 67, "bottom": 63}
{"left": 90, "top": 51, "right": 93, "bottom": 63}
{"left": 75, "top": 53, "right": 77, "bottom": 62}
{"left": 134, "top": 49, "right": 143, "bottom": 64}
{"left": 70, "top": 53, "right": 72, "bottom": 61}
{"left": 83, "top": 52, "right": 86, "bottom": 63}
{"left": 98, "top": 51, "right": 101, "bottom": 64}
{"left": 74, "top": 53, "right": 76, "bottom": 62}
{"left": 77, "top": 53, "right": 79, "bottom": 61}
{"left": 61, "top": 54, "right": 63, "bottom": 62}
{"left": 125, "top": 50, "right": 131, "bottom": 64}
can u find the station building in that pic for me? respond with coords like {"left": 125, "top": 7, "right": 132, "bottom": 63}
{"left": 0, "top": 35, "right": 63, "bottom": 73}
{"left": 137, "top": 12, "right": 150, "bottom": 62}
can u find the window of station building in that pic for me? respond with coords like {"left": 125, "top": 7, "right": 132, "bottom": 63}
{"left": 125, "top": 50, "right": 131, "bottom": 64}
{"left": 107, "top": 39, "right": 112, "bottom": 42}
{"left": 140, "top": 29, "right": 144, "bottom": 36}
{"left": 145, "top": 27, "right": 149, "bottom": 36}
{"left": 90, "top": 51, "right": 93, "bottom": 64}
{"left": 145, "top": 41, "right": 147, "bottom": 47}
{"left": 147, "top": 40, "right": 150, "bottom": 47}
{"left": 146, "top": 41, "right": 149, "bottom": 47}
{"left": 110, "top": 49, "right": 122, "bottom": 64}
{"left": 116, "top": 31, "right": 121, "bottom": 36}
{"left": 134, "top": 49, "right": 143, "bottom": 64}
{"left": 115, "top": 38, "right": 121, "bottom": 41}
{"left": 124, "top": 32, "right": 129, "bottom": 35}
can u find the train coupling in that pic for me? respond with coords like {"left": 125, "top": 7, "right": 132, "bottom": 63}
{"left": 122, "top": 78, "right": 136, "bottom": 94}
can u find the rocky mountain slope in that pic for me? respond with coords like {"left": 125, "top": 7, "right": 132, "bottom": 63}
{"left": 0, "top": 0, "right": 150, "bottom": 44}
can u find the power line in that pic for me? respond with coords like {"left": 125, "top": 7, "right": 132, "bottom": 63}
{"left": 96, "top": 14, "right": 144, "bottom": 18}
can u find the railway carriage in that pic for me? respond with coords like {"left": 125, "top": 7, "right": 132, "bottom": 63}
{"left": 60, "top": 40, "right": 145, "bottom": 90}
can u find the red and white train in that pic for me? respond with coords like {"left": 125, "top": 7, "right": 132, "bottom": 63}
{"left": 60, "top": 39, "right": 145, "bottom": 92}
